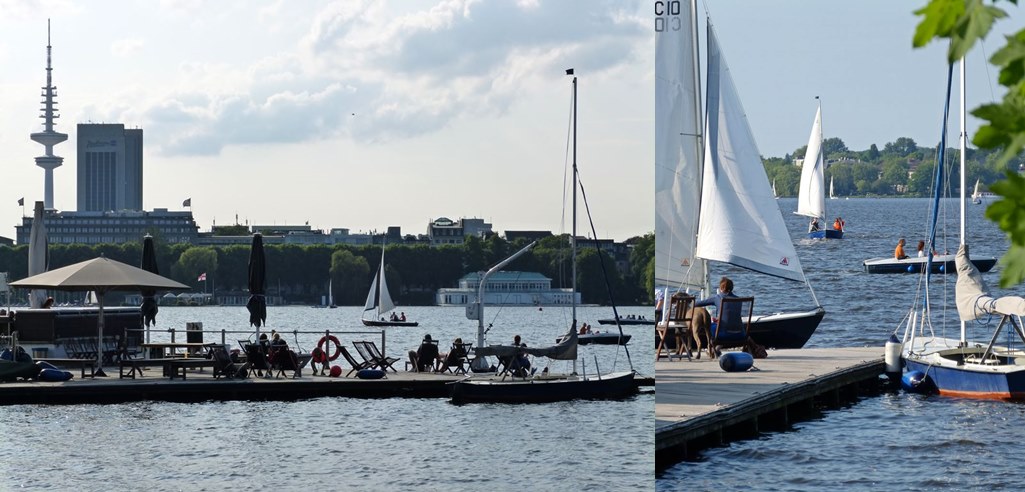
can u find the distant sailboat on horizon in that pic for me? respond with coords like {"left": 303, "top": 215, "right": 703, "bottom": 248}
{"left": 829, "top": 176, "right": 837, "bottom": 200}
{"left": 772, "top": 179, "right": 779, "bottom": 199}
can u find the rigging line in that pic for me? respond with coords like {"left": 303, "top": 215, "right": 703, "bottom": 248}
{"left": 575, "top": 172, "right": 633, "bottom": 372}
{"left": 979, "top": 39, "right": 997, "bottom": 103}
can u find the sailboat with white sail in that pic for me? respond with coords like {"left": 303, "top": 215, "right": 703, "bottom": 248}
{"left": 797, "top": 99, "right": 843, "bottom": 239}
{"left": 899, "top": 57, "right": 1025, "bottom": 399}
{"left": 450, "top": 70, "right": 637, "bottom": 403}
{"left": 654, "top": 3, "right": 824, "bottom": 349}
{"left": 361, "top": 245, "right": 417, "bottom": 327}
{"left": 971, "top": 178, "right": 983, "bottom": 204}
{"left": 829, "top": 176, "right": 837, "bottom": 200}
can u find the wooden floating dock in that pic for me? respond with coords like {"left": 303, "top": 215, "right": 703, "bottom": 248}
{"left": 0, "top": 368, "right": 654, "bottom": 405}
{"left": 656, "top": 347, "right": 884, "bottom": 467}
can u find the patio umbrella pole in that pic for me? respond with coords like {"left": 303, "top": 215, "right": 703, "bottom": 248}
{"left": 95, "top": 292, "right": 107, "bottom": 377}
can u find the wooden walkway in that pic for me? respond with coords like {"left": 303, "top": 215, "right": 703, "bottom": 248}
{"left": 656, "top": 347, "right": 884, "bottom": 466}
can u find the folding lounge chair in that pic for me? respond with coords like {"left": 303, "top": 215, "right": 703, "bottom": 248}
{"left": 340, "top": 346, "right": 374, "bottom": 377}
{"left": 656, "top": 293, "right": 695, "bottom": 361}
{"left": 354, "top": 341, "right": 398, "bottom": 372}
{"left": 242, "top": 342, "right": 273, "bottom": 378}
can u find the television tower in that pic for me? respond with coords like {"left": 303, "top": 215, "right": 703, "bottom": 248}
{"left": 30, "top": 19, "right": 67, "bottom": 210}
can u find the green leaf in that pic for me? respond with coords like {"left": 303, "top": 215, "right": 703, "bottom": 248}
{"left": 913, "top": 0, "right": 965, "bottom": 47}
{"left": 948, "top": 1, "right": 1006, "bottom": 61}
{"left": 998, "top": 244, "right": 1025, "bottom": 288}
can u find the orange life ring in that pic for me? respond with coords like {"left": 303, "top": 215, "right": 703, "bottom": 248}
{"left": 317, "top": 335, "right": 341, "bottom": 361}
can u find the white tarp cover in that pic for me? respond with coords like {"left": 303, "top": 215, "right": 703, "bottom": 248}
{"left": 694, "top": 24, "right": 806, "bottom": 283}
{"left": 476, "top": 327, "right": 578, "bottom": 361}
{"left": 956, "top": 244, "right": 1025, "bottom": 319}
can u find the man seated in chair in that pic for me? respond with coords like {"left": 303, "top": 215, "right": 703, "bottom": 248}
{"left": 694, "top": 276, "right": 752, "bottom": 355}
{"left": 407, "top": 334, "right": 439, "bottom": 372}
{"left": 268, "top": 332, "right": 299, "bottom": 374}
{"left": 438, "top": 337, "right": 469, "bottom": 373}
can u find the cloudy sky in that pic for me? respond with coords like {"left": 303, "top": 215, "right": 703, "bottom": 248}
{"left": 0, "top": 1, "right": 1019, "bottom": 244}
{"left": 0, "top": 0, "right": 652, "bottom": 242}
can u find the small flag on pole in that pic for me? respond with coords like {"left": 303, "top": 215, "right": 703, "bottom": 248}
{"left": 17, "top": 197, "right": 24, "bottom": 206}
{"left": 197, "top": 272, "right": 207, "bottom": 282}
{"left": 183, "top": 198, "right": 192, "bottom": 207}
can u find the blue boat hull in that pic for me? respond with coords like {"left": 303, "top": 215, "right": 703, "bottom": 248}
{"left": 904, "top": 357, "right": 1025, "bottom": 400}
{"left": 807, "top": 229, "right": 843, "bottom": 240}
{"left": 864, "top": 256, "right": 997, "bottom": 274}
{"left": 449, "top": 371, "right": 637, "bottom": 403}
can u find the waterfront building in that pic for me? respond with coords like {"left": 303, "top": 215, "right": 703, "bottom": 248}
{"left": 16, "top": 208, "right": 198, "bottom": 245}
{"left": 427, "top": 217, "right": 492, "bottom": 246}
{"left": 436, "top": 271, "right": 579, "bottom": 306}
{"left": 77, "top": 123, "right": 143, "bottom": 212}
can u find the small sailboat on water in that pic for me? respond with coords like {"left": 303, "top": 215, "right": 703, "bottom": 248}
{"left": 972, "top": 178, "right": 983, "bottom": 204}
{"left": 796, "top": 98, "right": 843, "bottom": 239}
{"left": 360, "top": 245, "right": 417, "bottom": 327}
{"left": 829, "top": 176, "right": 837, "bottom": 200}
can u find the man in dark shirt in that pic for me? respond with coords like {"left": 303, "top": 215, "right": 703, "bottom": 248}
{"left": 414, "top": 334, "right": 439, "bottom": 372}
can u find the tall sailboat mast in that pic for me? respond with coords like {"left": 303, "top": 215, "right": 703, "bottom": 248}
{"left": 959, "top": 58, "right": 967, "bottom": 344}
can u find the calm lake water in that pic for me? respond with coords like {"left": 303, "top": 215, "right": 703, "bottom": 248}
{"left": 658, "top": 197, "right": 1025, "bottom": 490}
{"left": 0, "top": 304, "right": 654, "bottom": 491}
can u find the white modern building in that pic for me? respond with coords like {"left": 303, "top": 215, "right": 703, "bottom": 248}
{"left": 436, "top": 271, "right": 579, "bottom": 306}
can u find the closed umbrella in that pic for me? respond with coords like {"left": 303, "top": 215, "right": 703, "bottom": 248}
{"left": 10, "top": 257, "right": 189, "bottom": 376}
{"left": 140, "top": 235, "right": 160, "bottom": 331}
{"left": 27, "top": 201, "right": 48, "bottom": 308}
{"left": 247, "top": 233, "right": 267, "bottom": 333}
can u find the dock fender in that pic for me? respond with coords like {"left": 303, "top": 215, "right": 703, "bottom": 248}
{"left": 719, "top": 352, "right": 754, "bottom": 372}
{"left": 357, "top": 369, "right": 385, "bottom": 379}
{"left": 884, "top": 335, "right": 902, "bottom": 376}
{"left": 35, "top": 361, "right": 58, "bottom": 371}
{"left": 901, "top": 370, "right": 936, "bottom": 394}
{"left": 37, "top": 368, "right": 73, "bottom": 382}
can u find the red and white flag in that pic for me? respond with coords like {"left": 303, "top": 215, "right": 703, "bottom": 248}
{"left": 197, "top": 272, "right": 207, "bottom": 281}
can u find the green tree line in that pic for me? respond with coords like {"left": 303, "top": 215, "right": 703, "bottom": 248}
{"left": 764, "top": 135, "right": 1022, "bottom": 198}
{"left": 0, "top": 233, "right": 655, "bottom": 307}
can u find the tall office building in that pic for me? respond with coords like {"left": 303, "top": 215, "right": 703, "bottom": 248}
{"left": 77, "top": 123, "right": 143, "bottom": 212}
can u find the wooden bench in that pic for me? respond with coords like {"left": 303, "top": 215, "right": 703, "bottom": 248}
{"left": 119, "top": 358, "right": 180, "bottom": 379}
{"left": 167, "top": 358, "right": 218, "bottom": 380}
{"left": 37, "top": 358, "right": 97, "bottom": 379}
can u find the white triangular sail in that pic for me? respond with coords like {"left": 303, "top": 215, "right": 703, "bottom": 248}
{"left": 654, "top": 1, "right": 706, "bottom": 294}
{"left": 327, "top": 278, "right": 334, "bottom": 306}
{"left": 773, "top": 179, "right": 778, "bottom": 198}
{"left": 362, "top": 247, "right": 395, "bottom": 318}
{"left": 829, "top": 176, "right": 836, "bottom": 200}
{"left": 362, "top": 271, "right": 378, "bottom": 314}
{"left": 972, "top": 178, "right": 981, "bottom": 201}
{"left": 796, "top": 104, "right": 825, "bottom": 219}
{"left": 695, "top": 25, "right": 806, "bottom": 283}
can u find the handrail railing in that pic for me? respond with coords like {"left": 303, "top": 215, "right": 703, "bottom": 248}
{"left": 126, "top": 328, "right": 388, "bottom": 356}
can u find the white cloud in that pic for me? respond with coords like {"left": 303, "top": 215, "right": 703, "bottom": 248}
{"left": 110, "top": 38, "right": 144, "bottom": 57}
{"left": 126, "top": 0, "right": 645, "bottom": 156}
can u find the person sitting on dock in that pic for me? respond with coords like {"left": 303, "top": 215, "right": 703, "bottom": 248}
{"left": 510, "top": 343, "right": 531, "bottom": 377}
{"left": 895, "top": 238, "right": 909, "bottom": 260}
{"left": 408, "top": 334, "right": 439, "bottom": 372}
{"left": 808, "top": 217, "right": 820, "bottom": 233}
{"left": 390, "top": 312, "right": 399, "bottom": 322}
{"left": 916, "top": 240, "right": 938, "bottom": 258}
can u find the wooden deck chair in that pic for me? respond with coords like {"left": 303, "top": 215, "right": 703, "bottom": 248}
{"left": 439, "top": 342, "right": 471, "bottom": 374}
{"left": 339, "top": 346, "right": 373, "bottom": 376}
{"left": 242, "top": 342, "right": 273, "bottom": 378}
{"left": 656, "top": 293, "right": 695, "bottom": 361}
{"left": 711, "top": 296, "right": 755, "bottom": 355}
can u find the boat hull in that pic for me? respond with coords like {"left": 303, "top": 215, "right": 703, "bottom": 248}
{"left": 449, "top": 371, "right": 637, "bottom": 403}
{"left": 596, "top": 318, "right": 653, "bottom": 326}
{"left": 863, "top": 255, "right": 997, "bottom": 274}
{"left": 747, "top": 307, "right": 825, "bottom": 349}
{"left": 361, "top": 319, "right": 419, "bottom": 327}
{"left": 557, "top": 333, "right": 632, "bottom": 345}
{"left": 904, "top": 354, "right": 1025, "bottom": 400}
{"left": 807, "top": 229, "right": 843, "bottom": 240}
